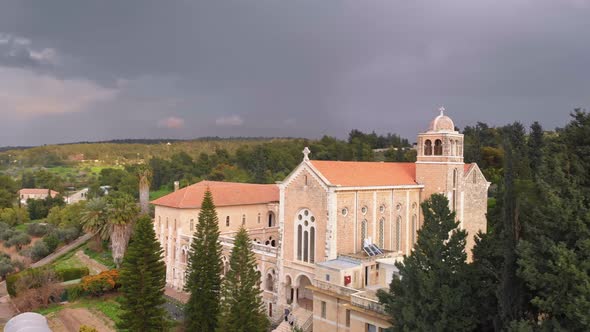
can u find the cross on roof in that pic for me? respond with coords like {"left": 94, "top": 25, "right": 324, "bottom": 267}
{"left": 302, "top": 147, "right": 311, "bottom": 161}
{"left": 439, "top": 106, "right": 445, "bottom": 116}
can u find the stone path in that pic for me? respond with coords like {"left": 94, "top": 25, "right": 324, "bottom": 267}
{"left": 74, "top": 250, "right": 109, "bottom": 275}
{"left": 31, "top": 233, "right": 93, "bottom": 268}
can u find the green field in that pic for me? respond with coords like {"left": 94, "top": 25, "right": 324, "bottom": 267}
{"left": 37, "top": 296, "right": 123, "bottom": 325}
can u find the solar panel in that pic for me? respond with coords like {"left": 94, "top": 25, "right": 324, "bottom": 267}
{"left": 363, "top": 243, "right": 384, "bottom": 256}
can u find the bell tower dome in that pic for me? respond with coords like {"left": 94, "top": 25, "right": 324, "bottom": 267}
{"left": 415, "top": 108, "right": 465, "bottom": 214}
{"left": 417, "top": 107, "right": 464, "bottom": 163}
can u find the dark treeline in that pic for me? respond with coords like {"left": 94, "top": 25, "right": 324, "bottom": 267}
{"left": 379, "top": 109, "right": 590, "bottom": 331}
{"left": 148, "top": 130, "right": 414, "bottom": 191}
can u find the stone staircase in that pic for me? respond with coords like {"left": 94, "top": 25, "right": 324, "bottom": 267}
{"left": 272, "top": 321, "right": 293, "bottom": 332}
{"left": 293, "top": 307, "right": 313, "bottom": 332}
{"left": 271, "top": 307, "right": 313, "bottom": 332}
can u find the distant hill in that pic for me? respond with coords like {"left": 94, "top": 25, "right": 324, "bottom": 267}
{"left": 0, "top": 137, "right": 301, "bottom": 167}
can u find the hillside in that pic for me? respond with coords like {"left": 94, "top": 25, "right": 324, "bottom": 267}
{"left": 0, "top": 137, "right": 298, "bottom": 168}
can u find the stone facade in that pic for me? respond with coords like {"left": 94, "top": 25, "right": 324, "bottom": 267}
{"left": 152, "top": 111, "right": 490, "bottom": 331}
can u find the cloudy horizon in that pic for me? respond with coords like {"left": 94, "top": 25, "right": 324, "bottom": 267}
{"left": 0, "top": 0, "right": 588, "bottom": 146}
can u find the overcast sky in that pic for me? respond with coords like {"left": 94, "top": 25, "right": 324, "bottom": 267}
{"left": 0, "top": 0, "right": 588, "bottom": 146}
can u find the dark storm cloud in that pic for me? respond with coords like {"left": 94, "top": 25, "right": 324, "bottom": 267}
{"left": 0, "top": 0, "right": 588, "bottom": 146}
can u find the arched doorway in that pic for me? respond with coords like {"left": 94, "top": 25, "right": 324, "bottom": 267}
{"left": 284, "top": 275, "right": 294, "bottom": 305}
{"left": 296, "top": 274, "right": 313, "bottom": 311}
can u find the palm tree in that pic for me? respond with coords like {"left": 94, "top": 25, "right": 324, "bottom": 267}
{"left": 80, "top": 198, "right": 110, "bottom": 247}
{"left": 106, "top": 193, "right": 139, "bottom": 268}
{"left": 137, "top": 165, "right": 152, "bottom": 216}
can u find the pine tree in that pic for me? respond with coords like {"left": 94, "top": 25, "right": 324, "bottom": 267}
{"left": 516, "top": 111, "right": 590, "bottom": 330}
{"left": 217, "top": 227, "right": 269, "bottom": 332}
{"left": 184, "top": 189, "right": 223, "bottom": 331}
{"left": 118, "top": 215, "right": 167, "bottom": 331}
{"left": 377, "top": 194, "right": 476, "bottom": 331}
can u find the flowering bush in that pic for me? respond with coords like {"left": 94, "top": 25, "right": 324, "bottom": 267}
{"left": 81, "top": 269, "right": 119, "bottom": 296}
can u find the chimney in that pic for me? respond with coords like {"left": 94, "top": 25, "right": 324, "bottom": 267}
{"left": 174, "top": 181, "right": 180, "bottom": 192}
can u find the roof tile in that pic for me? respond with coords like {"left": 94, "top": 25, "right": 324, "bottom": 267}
{"left": 309, "top": 160, "right": 417, "bottom": 187}
{"left": 150, "top": 180, "right": 279, "bottom": 209}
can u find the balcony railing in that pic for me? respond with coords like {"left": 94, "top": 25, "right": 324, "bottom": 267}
{"left": 219, "top": 235, "right": 277, "bottom": 255}
{"left": 314, "top": 279, "right": 358, "bottom": 297}
{"left": 351, "top": 292, "right": 387, "bottom": 315}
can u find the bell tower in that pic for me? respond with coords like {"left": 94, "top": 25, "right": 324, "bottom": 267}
{"left": 416, "top": 108, "right": 465, "bottom": 213}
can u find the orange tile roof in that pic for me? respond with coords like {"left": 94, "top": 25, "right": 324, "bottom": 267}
{"left": 18, "top": 188, "right": 59, "bottom": 197}
{"left": 150, "top": 180, "right": 279, "bottom": 209}
{"left": 464, "top": 163, "right": 475, "bottom": 174}
{"left": 309, "top": 160, "right": 417, "bottom": 187}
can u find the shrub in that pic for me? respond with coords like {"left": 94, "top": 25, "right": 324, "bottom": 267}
{"left": 56, "top": 267, "right": 89, "bottom": 282}
{"left": 7, "top": 267, "right": 45, "bottom": 297}
{"left": 12, "top": 268, "right": 63, "bottom": 311}
{"left": 79, "top": 326, "right": 98, "bottom": 332}
{"left": 30, "top": 241, "right": 50, "bottom": 262}
{"left": 5, "top": 232, "right": 32, "bottom": 250}
{"left": 81, "top": 269, "right": 119, "bottom": 296}
{"left": 42, "top": 233, "right": 60, "bottom": 253}
{"left": 0, "top": 260, "right": 14, "bottom": 280}
{"left": 55, "top": 227, "right": 80, "bottom": 244}
{"left": 0, "top": 229, "right": 15, "bottom": 241}
{"left": 66, "top": 284, "right": 84, "bottom": 301}
{"left": 27, "top": 223, "right": 49, "bottom": 237}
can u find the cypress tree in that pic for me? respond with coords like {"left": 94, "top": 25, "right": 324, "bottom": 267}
{"left": 217, "top": 227, "right": 269, "bottom": 332}
{"left": 377, "top": 194, "right": 476, "bottom": 331}
{"left": 118, "top": 215, "right": 167, "bottom": 331}
{"left": 185, "top": 189, "right": 223, "bottom": 331}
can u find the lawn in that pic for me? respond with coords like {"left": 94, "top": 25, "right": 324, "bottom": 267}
{"left": 36, "top": 296, "right": 123, "bottom": 325}
{"left": 150, "top": 188, "right": 173, "bottom": 200}
{"left": 51, "top": 248, "right": 85, "bottom": 270}
{"left": 83, "top": 245, "right": 116, "bottom": 269}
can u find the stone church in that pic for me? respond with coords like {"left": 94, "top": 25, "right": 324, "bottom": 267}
{"left": 151, "top": 111, "right": 489, "bottom": 332}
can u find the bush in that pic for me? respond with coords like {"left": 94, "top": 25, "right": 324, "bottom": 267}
{"left": 55, "top": 227, "right": 80, "bottom": 244}
{"left": 56, "top": 267, "right": 89, "bottom": 282}
{"left": 27, "top": 223, "right": 49, "bottom": 237}
{"left": 30, "top": 241, "right": 50, "bottom": 262}
{"left": 6, "top": 267, "right": 46, "bottom": 297}
{"left": 43, "top": 234, "right": 60, "bottom": 253}
{"left": 79, "top": 326, "right": 98, "bottom": 332}
{"left": 0, "top": 229, "right": 15, "bottom": 241}
{"left": 5, "top": 232, "right": 31, "bottom": 250}
{"left": 66, "top": 284, "right": 84, "bottom": 301}
{"left": 81, "top": 269, "right": 119, "bottom": 296}
{"left": 0, "top": 260, "right": 14, "bottom": 280}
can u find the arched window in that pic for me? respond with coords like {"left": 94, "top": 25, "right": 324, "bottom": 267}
{"left": 411, "top": 215, "right": 417, "bottom": 246}
{"left": 424, "top": 140, "right": 433, "bottom": 156}
{"left": 226, "top": 216, "right": 230, "bottom": 227}
{"left": 304, "top": 175, "right": 308, "bottom": 186}
{"left": 258, "top": 213, "right": 261, "bottom": 224}
{"left": 268, "top": 212, "right": 275, "bottom": 227}
{"left": 242, "top": 214, "right": 246, "bottom": 226}
{"left": 434, "top": 139, "right": 443, "bottom": 155}
{"left": 361, "top": 219, "right": 367, "bottom": 248}
{"left": 395, "top": 216, "right": 402, "bottom": 252}
{"left": 379, "top": 218, "right": 385, "bottom": 248}
{"left": 295, "top": 209, "right": 316, "bottom": 263}
{"left": 266, "top": 272, "right": 274, "bottom": 292}
{"left": 190, "top": 219, "right": 194, "bottom": 231}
